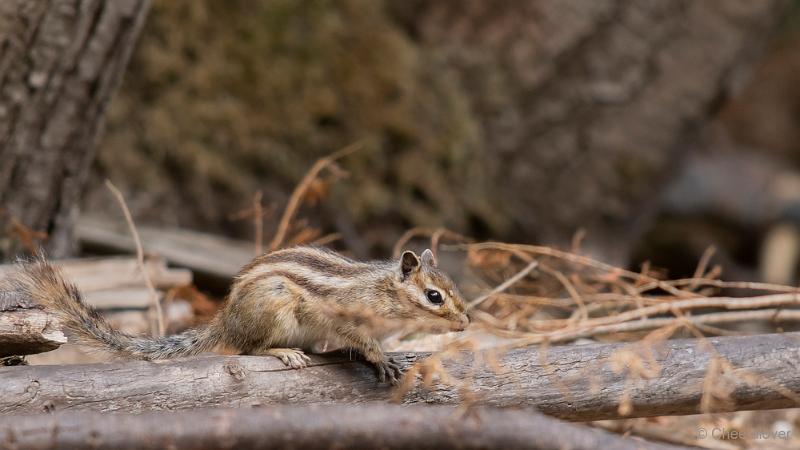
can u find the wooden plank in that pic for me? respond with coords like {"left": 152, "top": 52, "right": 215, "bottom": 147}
{"left": 58, "top": 257, "right": 192, "bottom": 291}
{"left": 1, "top": 256, "right": 192, "bottom": 310}
{"left": 77, "top": 216, "right": 253, "bottom": 280}
{"left": 83, "top": 288, "right": 162, "bottom": 310}
{"left": 105, "top": 300, "right": 194, "bottom": 335}
{"left": 0, "top": 257, "right": 192, "bottom": 292}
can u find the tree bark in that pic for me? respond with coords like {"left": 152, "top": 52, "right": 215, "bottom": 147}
{"left": 2, "top": 332, "right": 799, "bottom": 420}
{"left": 0, "top": 287, "right": 64, "bottom": 357}
{"left": 0, "top": 308, "right": 64, "bottom": 357}
{"left": 0, "top": 405, "right": 691, "bottom": 450}
{"left": 389, "top": 0, "right": 788, "bottom": 262}
{"left": 0, "top": 0, "right": 149, "bottom": 260}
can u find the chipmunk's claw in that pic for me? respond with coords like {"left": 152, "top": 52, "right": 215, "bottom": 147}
{"left": 374, "top": 357, "right": 404, "bottom": 385}
{"left": 266, "top": 348, "right": 311, "bottom": 369}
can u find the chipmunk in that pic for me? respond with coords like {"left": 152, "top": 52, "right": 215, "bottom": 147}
{"left": 11, "top": 246, "right": 469, "bottom": 384}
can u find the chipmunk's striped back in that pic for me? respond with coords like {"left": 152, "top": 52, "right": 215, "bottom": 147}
{"left": 230, "top": 246, "right": 396, "bottom": 308}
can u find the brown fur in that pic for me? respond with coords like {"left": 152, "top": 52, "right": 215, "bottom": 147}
{"left": 10, "top": 247, "right": 468, "bottom": 383}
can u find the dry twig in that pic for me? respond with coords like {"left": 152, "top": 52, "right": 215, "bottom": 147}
{"left": 269, "top": 142, "right": 360, "bottom": 251}
{"left": 105, "top": 180, "right": 164, "bottom": 336}
{"left": 468, "top": 260, "right": 539, "bottom": 309}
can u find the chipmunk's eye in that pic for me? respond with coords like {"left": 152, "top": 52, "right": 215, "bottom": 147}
{"left": 425, "top": 289, "right": 443, "bottom": 305}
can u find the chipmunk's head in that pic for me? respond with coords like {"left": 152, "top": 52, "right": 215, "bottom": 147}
{"left": 395, "top": 249, "right": 469, "bottom": 332}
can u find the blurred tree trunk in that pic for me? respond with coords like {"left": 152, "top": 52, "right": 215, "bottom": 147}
{"left": 0, "top": 0, "right": 149, "bottom": 261}
{"left": 390, "top": 0, "right": 788, "bottom": 263}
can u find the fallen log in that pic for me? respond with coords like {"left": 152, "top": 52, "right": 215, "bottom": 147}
{"left": 0, "top": 289, "right": 65, "bottom": 357}
{"left": 2, "top": 332, "right": 799, "bottom": 420}
{"left": 0, "top": 404, "right": 690, "bottom": 450}
{"left": 0, "top": 308, "right": 65, "bottom": 357}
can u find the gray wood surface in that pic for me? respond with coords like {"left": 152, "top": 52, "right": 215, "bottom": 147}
{"left": 77, "top": 216, "right": 253, "bottom": 280}
{"left": 0, "top": 308, "right": 64, "bottom": 357}
{"left": 0, "top": 405, "right": 691, "bottom": 450}
{"left": 3, "top": 332, "right": 799, "bottom": 420}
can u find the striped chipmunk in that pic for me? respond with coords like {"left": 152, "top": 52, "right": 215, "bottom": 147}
{"left": 12, "top": 246, "right": 470, "bottom": 384}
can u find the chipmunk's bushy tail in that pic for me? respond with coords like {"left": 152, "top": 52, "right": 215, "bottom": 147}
{"left": 10, "top": 256, "right": 222, "bottom": 360}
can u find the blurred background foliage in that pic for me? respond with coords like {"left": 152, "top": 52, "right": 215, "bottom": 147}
{"left": 89, "top": 0, "right": 485, "bottom": 257}
{"left": 87, "top": 0, "right": 800, "bottom": 283}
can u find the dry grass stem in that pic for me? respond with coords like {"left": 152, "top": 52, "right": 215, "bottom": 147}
{"left": 467, "top": 260, "right": 539, "bottom": 309}
{"left": 386, "top": 237, "right": 800, "bottom": 423}
{"left": 453, "top": 242, "right": 697, "bottom": 298}
{"left": 269, "top": 142, "right": 361, "bottom": 251}
{"left": 105, "top": 180, "right": 164, "bottom": 337}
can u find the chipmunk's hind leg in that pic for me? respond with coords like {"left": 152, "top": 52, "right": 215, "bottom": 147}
{"left": 254, "top": 347, "right": 311, "bottom": 369}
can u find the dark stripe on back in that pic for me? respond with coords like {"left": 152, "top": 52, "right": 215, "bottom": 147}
{"left": 238, "top": 247, "right": 372, "bottom": 278}
{"left": 238, "top": 270, "right": 340, "bottom": 298}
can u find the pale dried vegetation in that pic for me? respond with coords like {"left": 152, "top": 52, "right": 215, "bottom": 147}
{"left": 244, "top": 149, "right": 800, "bottom": 449}
{"left": 9, "top": 147, "right": 800, "bottom": 448}
{"left": 381, "top": 236, "right": 800, "bottom": 448}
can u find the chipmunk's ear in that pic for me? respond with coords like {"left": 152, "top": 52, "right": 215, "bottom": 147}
{"left": 400, "top": 251, "right": 421, "bottom": 279}
{"left": 421, "top": 249, "right": 437, "bottom": 267}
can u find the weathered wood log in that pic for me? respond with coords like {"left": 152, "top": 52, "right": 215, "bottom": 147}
{"left": 0, "top": 308, "right": 64, "bottom": 357}
{"left": 0, "top": 405, "right": 690, "bottom": 450}
{"left": 2, "top": 332, "right": 799, "bottom": 420}
{"left": 0, "top": 289, "right": 64, "bottom": 356}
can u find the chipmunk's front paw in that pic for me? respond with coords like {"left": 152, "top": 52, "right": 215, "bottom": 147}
{"left": 374, "top": 357, "right": 404, "bottom": 385}
{"left": 265, "top": 348, "right": 311, "bottom": 369}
